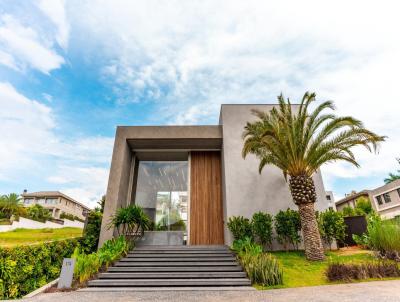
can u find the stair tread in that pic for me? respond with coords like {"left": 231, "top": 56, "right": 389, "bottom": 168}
{"left": 127, "top": 253, "right": 234, "bottom": 257}
{"left": 99, "top": 272, "right": 246, "bottom": 279}
{"left": 120, "top": 257, "right": 236, "bottom": 262}
{"left": 88, "top": 278, "right": 251, "bottom": 287}
{"left": 114, "top": 262, "right": 239, "bottom": 266}
{"left": 108, "top": 266, "right": 243, "bottom": 272}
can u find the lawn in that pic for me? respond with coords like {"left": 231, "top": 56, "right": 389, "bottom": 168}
{"left": 257, "top": 248, "right": 399, "bottom": 289}
{"left": 0, "top": 227, "right": 83, "bottom": 247}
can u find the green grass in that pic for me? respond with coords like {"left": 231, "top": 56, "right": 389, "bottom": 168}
{"left": 0, "top": 227, "right": 83, "bottom": 247}
{"left": 256, "top": 249, "right": 399, "bottom": 289}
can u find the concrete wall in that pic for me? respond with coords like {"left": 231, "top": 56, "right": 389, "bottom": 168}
{"left": 219, "top": 104, "right": 330, "bottom": 245}
{"left": 0, "top": 217, "right": 84, "bottom": 232}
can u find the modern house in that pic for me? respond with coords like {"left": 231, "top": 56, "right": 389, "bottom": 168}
{"left": 99, "top": 104, "right": 331, "bottom": 247}
{"left": 335, "top": 179, "right": 400, "bottom": 219}
{"left": 21, "top": 191, "right": 90, "bottom": 220}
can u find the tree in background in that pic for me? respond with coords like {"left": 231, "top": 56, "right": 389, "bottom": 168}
{"left": 26, "top": 204, "right": 51, "bottom": 222}
{"left": 384, "top": 158, "right": 400, "bottom": 184}
{"left": 81, "top": 195, "right": 105, "bottom": 253}
{"left": 0, "top": 193, "right": 24, "bottom": 219}
{"left": 341, "top": 196, "right": 374, "bottom": 217}
{"left": 242, "top": 92, "right": 385, "bottom": 260}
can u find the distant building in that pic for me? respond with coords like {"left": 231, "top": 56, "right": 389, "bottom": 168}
{"left": 21, "top": 191, "right": 91, "bottom": 220}
{"left": 335, "top": 179, "right": 400, "bottom": 219}
{"left": 325, "top": 191, "right": 336, "bottom": 210}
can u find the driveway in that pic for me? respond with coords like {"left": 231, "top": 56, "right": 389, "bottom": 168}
{"left": 24, "top": 280, "right": 400, "bottom": 302}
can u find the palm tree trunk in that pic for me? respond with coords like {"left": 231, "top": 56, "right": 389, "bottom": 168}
{"left": 297, "top": 202, "right": 325, "bottom": 260}
{"left": 289, "top": 175, "right": 325, "bottom": 261}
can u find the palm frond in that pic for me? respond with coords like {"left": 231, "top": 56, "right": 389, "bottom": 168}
{"left": 242, "top": 92, "right": 385, "bottom": 177}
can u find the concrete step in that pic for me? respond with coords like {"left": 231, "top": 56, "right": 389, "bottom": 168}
{"left": 79, "top": 286, "right": 256, "bottom": 292}
{"left": 88, "top": 278, "right": 251, "bottom": 287}
{"left": 99, "top": 272, "right": 247, "bottom": 279}
{"left": 119, "top": 257, "right": 236, "bottom": 262}
{"left": 134, "top": 245, "right": 228, "bottom": 251}
{"left": 127, "top": 252, "right": 234, "bottom": 257}
{"left": 130, "top": 250, "right": 232, "bottom": 254}
{"left": 114, "top": 261, "right": 239, "bottom": 267}
{"left": 108, "top": 266, "right": 243, "bottom": 272}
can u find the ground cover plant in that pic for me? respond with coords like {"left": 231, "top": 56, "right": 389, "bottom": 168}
{"left": 0, "top": 238, "right": 79, "bottom": 299}
{"left": 256, "top": 249, "right": 399, "bottom": 289}
{"left": 0, "top": 227, "right": 83, "bottom": 247}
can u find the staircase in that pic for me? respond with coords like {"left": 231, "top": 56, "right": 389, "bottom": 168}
{"left": 85, "top": 245, "right": 252, "bottom": 290}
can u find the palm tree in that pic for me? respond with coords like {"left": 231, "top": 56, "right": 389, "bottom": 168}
{"left": 242, "top": 92, "right": 385, "bottom": 261}
{"left": 384, "top": 158, "right": 400, "bottom": 184}
{"left": 0, "top": 193, "right": 23, "bottom": 218}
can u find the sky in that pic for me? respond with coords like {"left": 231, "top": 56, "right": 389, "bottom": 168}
{"left": 0, "top": 0, "right": 399, "bottom": 208}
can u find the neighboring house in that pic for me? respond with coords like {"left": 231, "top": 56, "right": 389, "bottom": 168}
{"left": 21, "top": 191, "right": 90, "bottom": 220}
{"left": 325, "top": 191, "right": 336, "bottom": 210}
{"left": 335, "top": 179, "right": 400, "bottom": 219}
{"left": 99, "top": 104, "right": 331, "bottom": 247}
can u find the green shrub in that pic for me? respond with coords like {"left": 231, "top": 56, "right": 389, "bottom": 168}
{"left": 72, "top": 236, "right": 131, "bottom": 284}
{"left": 26, "top": 204, "right": 51, "bottom": 222}
{"left": 251, "top": 212, "right": 273, "bottom": 248}
{"left": 109, "top": 205, "right": 151, "bottom": 238}
{"left": 274, "top": 209, "right": 301, "bottom": 250}
{"left": 80, "top": 210, "right": 102, "bottom": 253}
{"left": 227, "top": 216, "right": 253, "bottom": 241}
{"left": 368, "top": 218, "right": 400, "bottom": 260}
{"left": 231, "top": 237, "right": 262, "bottom": 256}
{"left": 72, "top": 248, "right": 101, "bottom": 284}
{"left": 326, "top": 262, "right": 400, "bottom": 282}
{"left": 240, "top": 252, "right": 283, "bottom": 286}
{"left": 0, "top": 238, "right": 79, "bottom": 299}
{"left": 317, "top": 209, "right": 346, "bottom": 249}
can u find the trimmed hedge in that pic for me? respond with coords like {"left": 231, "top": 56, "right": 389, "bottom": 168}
{"left": 326, "top": 262, "right": 400, "bottom": 282}
{"left": 0, "top": 238, "right": 80, "bottom": 299}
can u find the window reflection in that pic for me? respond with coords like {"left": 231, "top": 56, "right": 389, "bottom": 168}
{"left": 134, "top": 161, "right": 188, "bottom": 231}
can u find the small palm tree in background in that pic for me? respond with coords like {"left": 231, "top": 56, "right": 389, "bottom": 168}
{"left": 242, "top": 92, "right": 385, "bottom": 261}
{"left": 0, "top": 193, "right": 23, "bottom": 219}
{"left": 384, "top": 158, "right": 400, "bottom": 184}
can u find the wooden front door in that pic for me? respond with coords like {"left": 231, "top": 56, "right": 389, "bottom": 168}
{"left": 189, "top": 151, "right": 224, "bottom": 245}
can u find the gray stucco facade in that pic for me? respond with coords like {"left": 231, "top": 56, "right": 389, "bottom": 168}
{"left": 99, "top": 104, "right": 330, "bottom": 247}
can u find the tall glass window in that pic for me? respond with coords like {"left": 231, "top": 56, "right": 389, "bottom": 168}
{"left": 134, "top": 161, "right": 188, "bottom": 231}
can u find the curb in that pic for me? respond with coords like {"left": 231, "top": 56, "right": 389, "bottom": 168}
{"left": 24, "top": 278, "right": 60, "bottom": 298}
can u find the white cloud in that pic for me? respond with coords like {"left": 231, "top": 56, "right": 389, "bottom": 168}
{"left": 0, "top": 14, "right": 64, "bottom": 73}
{"left": 37, "top": 0, "right": 70, "bottom": 49}
{"left": 0, "top": 82, "right": 113, "bottom": 208}
{"left": 47, "top": 166, "right": 109, "bottom": 208}
{"left": 66, "top": 0, "right": 400, "bottom": 195}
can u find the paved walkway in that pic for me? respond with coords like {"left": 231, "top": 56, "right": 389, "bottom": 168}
{"left": 25, "top": 280, "right": 400, "bottom": 302}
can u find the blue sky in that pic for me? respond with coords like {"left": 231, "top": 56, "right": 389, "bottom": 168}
{"left": 0, "top": 0, "right": 399, "bottom": 208}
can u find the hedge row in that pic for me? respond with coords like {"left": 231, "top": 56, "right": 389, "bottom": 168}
{"left": 0, "top": 238, "right": 80, "bottom": 299}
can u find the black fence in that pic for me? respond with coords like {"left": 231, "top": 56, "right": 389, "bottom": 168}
{"left": 338, "top": 215, "right": 367, "bottom": 247}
